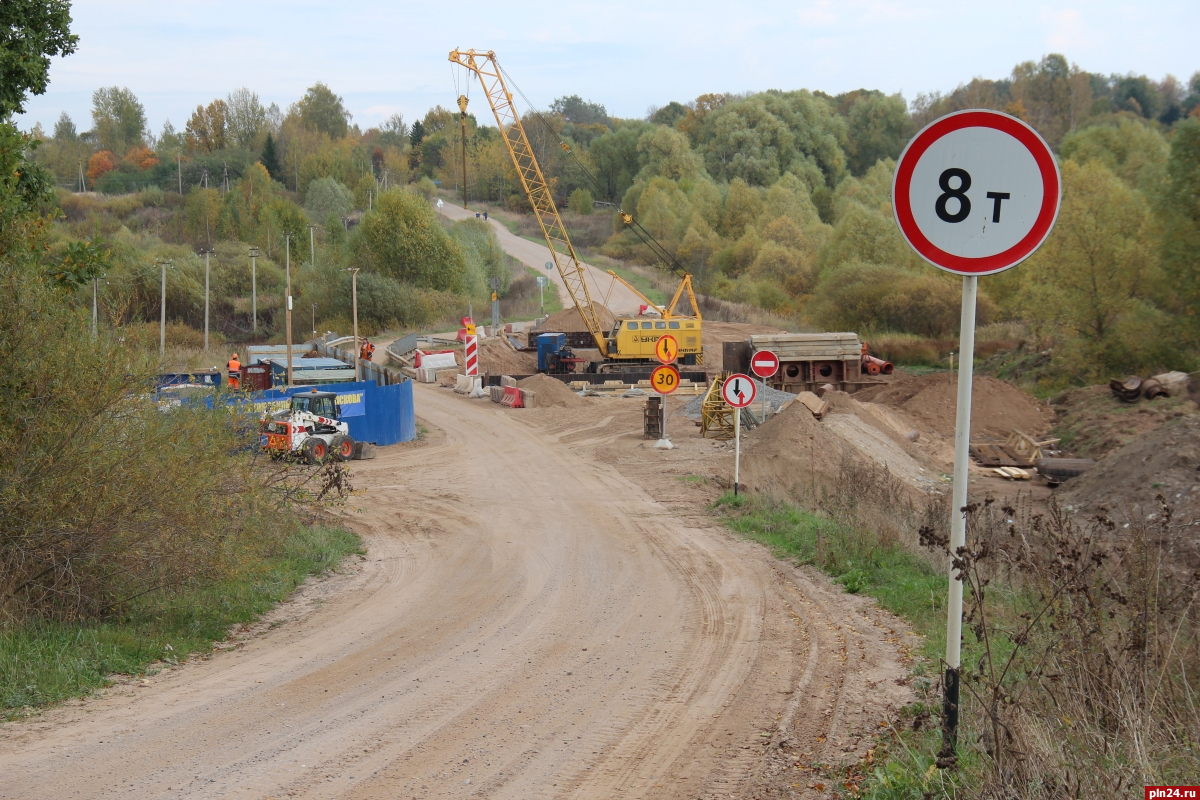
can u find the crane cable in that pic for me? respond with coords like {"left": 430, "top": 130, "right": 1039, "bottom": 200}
{"left": 497, "top": 65, "right": 690, "bottom": 279}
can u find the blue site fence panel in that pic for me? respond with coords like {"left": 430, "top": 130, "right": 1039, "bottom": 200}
{"left": 218, "top": 380, "right": 416, "bottom": 445}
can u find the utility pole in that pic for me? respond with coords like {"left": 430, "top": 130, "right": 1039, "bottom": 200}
{"left": 285, "top": 234, "right": 294, "bottom": 387}
{"left": 156, "top": 258, "right": 172, "bottom": 356}
{"left": 177, "top": 154, "right": 182, "bottom": 193}
{"left": 249, "top": 246, "right": 259, "bottom": 332}
{"left": 308, "top": 224, "right": 317, "bottom": 269}
{"left": 346, "top": 268, "right": 360, "bottom": 381}
{"left": 201, "top": 248, "right": 213, "bottom": 351}
{"left": 312, "top": 303, "right": 317, "bottom": 339}
{"left": 457, "top": 94, "right": 469, "bottom": 209}
{"left": 92, "top": 275, "right": 99, "bottom": 337}
{"left": 78, "top": 159, "right": 86, "bottom": 192}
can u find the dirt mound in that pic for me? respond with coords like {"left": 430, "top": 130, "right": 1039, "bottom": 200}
{"left": 1059, "top": 416, "right": 1200, "bottom": 520}
{"left": 736, "top": 400, "right": 843, "bottom": 498}
{"left": 516, "top": 374, "right": 586, "bottom": 408}
{"left": 855, "top": 372, "right": 1051, "bottom": 438}
{"left": 539, "top": 303, "right": 616, "bottom": 333}
{"left": 479, "top": 336, "right": 537, "bottom": 375}
{"left": 1050, "top": 385, "right": 1198, "bottom": 459}
{"left": 735, "top": 389, "right": 946, "bottom": 501}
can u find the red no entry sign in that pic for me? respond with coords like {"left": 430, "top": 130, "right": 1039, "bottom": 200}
{"left": 892, "top": 110, "right": 1061, "bottom": 276}
{"left": 750, "top": 350, "right": 778, "bottom": 379}
{"left": 721, "top": 374, "right": 756, "bottom": 408}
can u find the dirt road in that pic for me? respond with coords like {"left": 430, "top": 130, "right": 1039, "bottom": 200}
{"left": 0, "top": 386, "right": 913, "bottom": 799}
{"left": 436, "top": 202, "right": 645, "bottom": 317}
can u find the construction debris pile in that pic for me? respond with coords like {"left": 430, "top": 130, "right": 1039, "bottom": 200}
{"left": 1109, "top": 371, "right": 1190, "bottom": 403}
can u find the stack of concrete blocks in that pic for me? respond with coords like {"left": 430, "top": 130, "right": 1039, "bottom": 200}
{"left": 416, "top": 367, "right": 438, "bottom": 383}
{"left": 488, "top": 385, "right": 505, "bottom": 403}
{"left": 454, "top": 374, "right": 482, "bottom": 394}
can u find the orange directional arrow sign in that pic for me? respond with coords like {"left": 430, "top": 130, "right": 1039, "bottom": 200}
{"left": 655, "top": 334, "right": 679, "bottom": 364}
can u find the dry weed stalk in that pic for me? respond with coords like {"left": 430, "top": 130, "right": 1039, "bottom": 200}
{"left": 921, "top": 495, "right": 1200, "bottom": 796}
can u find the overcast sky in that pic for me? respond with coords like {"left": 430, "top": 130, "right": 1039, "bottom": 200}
{"left": 16, "top": 1, "right": 1198, "bottom": 137}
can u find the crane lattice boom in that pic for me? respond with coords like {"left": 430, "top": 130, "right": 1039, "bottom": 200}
{"left": 449, "top": 48, "right": 610, "bottom": 355}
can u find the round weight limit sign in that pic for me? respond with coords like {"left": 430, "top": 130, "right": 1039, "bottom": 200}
{"left": 893, "top": 110, "right": 1061, "bottom": 276}
{"left": 892, "top": 110, "right": 1060, "bottom": 759}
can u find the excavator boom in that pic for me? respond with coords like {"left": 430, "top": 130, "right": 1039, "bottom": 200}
{"left": 449, "top": 48, "right": 610, "bottom": 356}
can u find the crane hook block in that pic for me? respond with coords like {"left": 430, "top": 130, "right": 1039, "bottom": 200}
{"left": 560, "top": 142, "right": 570, "bottom": 152}
{"left": 620, "top": 212, "right": 633, "bottom": 225}
{"left": 457, "top": 95, "right": 468, "bottom": 113}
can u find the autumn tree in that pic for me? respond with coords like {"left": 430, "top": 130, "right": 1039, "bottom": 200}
{"left": 0, "top": 0, "right": 78, "bottom": 117}
{"left": 839, "top": 90, "right": 910, "bottom": 175}
{"left": 1019, "top": 160, "right": 1170, "bottom": 375}
{"left": 186, "top": 99, "right": 228, "bottom": 152}
{"left": 550, "top": 95, "right": 609, "bottom": 126}
{"left": 296, "top": 83, "right": 350, "bottom": 139}
{"left": 91, "top": 86, "right": 147, "bottom": 154}
{"left": 1158, "top": 119, "right": 1200, "bottom": 339}
{"left": 355, "top": 189, "right": 465, "bottom": 292}
{"left": 225, "top": 87, "right": 266, "bottom": 149}
{"left": 86, "top": 150, "right": 115, "bottom": 188}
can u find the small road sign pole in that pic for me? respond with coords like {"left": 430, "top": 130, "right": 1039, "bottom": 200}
{"left": 721, "top": 373, "right": 756, "bottom": 494}
{"left": 944, "top": 274, "right": 977, "bottom": 752}
{"left": 650, "top": 362, "right": 680, "bottom": 449}
{"left": 734, "top": 406, "right": 741, "bottom": 495}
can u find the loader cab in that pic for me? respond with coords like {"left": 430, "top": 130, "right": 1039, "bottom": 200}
{"left": 291, "top": 391, "right": 339, "bottom": 419}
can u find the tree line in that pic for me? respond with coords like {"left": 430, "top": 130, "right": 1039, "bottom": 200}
{"left": 21, "top": 51, "right": 1200, "bottom": 383}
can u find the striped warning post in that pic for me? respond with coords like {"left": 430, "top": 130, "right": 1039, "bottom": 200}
{"left": 464, "top": 335, "right": 479, "bottom": 376}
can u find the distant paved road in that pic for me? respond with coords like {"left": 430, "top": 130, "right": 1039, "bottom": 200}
{"left": 436, "top": 201, "right": 645, "bottom": 317}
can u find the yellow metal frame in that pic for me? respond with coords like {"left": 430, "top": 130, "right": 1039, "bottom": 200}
{"left": 604, "top": 271, "right": 702, "bottom": 321}
{"left": 449, "top": 48, "right": 610, "bottom": 356}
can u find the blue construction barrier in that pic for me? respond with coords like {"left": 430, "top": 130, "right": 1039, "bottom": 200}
{"left": 226, "top": 380, "right": 416, "bottom": 445}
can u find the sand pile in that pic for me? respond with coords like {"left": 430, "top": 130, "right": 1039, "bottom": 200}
{"left": 517, "top": 374, "right": 586, "bottom": 408}
{"left": 479, "top": 336, "right": 537, "bottom": 375}
{"left": 735, "top": 389, "right": 944, "bottom": 501}
{"left": 539, "top": 304, "right": 616, "bottom": 333}
{"left": 855, "top": 373, "right": 1051, "bottom": 438}
{"left": 734, "top": 401, "right": 846, "bottom": 499}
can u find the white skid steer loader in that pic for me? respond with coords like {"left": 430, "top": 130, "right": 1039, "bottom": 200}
{"left": 259, "top": 389, "right": 355, "bottom": 464}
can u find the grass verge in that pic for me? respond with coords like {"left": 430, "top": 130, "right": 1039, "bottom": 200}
{"left": 1, "top": 525, "right": 361, "bottom": 719}
{"left": 712, "top": 493, "right": 976, "bottom": 798}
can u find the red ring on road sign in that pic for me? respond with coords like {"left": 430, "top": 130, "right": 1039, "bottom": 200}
{"left": 893, "top": 110, "right": 1060, "bottom": 276}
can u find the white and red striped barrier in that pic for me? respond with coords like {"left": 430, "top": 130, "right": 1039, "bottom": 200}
{"left": 464, "top": 335, "right": 479, "bottom": 376}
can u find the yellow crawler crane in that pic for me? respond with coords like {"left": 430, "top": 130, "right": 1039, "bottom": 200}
{"left": 449, "top": 48, "right": 702, "bottom": 369}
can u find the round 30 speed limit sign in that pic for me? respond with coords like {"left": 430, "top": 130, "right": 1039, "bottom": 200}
{"left": 650, "top": 364, "right": 680, "bottom": 395}
{"left": 892, "top": 110, "right": 1060, "bottom": 276}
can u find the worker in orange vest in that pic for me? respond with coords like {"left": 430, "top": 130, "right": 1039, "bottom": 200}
{"left": 227, "top": 353, "right": 241, "bottom": 388}
{"left": 359, "top": 340, "right": 375, "bottom": 361}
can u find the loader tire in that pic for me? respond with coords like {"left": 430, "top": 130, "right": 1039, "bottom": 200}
{"left": 331, "top": 434, "right": 355, "bottom": 462}
{"left": 302, "top": 437, "right": 328, "bottom": 465}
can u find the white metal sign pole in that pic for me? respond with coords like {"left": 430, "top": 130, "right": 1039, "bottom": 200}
{"left": 734, "top": 406, "right": 741, "bottom": 496}
{"left": 944, "top": 274, "right": 977, "bottom": 748}
{"left": 891, "top": 108, "right": 1061, "bottom": 759}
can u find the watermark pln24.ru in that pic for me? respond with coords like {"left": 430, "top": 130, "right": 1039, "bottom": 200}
{"left": 1147, "top": 788, "right": 1200, "bottom": 799}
